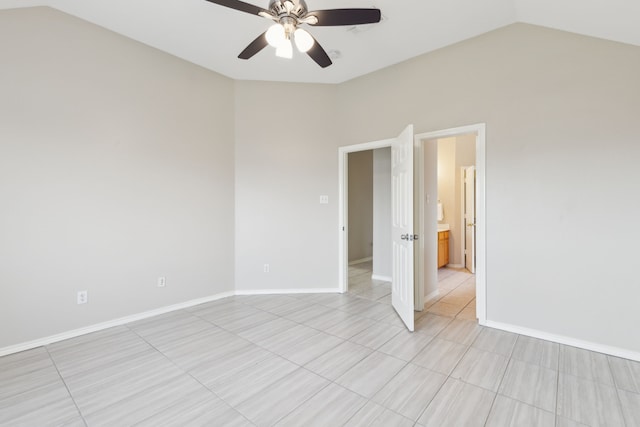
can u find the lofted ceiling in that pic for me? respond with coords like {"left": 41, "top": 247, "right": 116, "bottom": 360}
{"left": 1, "top": 0, "right": 639, "bottom": 84}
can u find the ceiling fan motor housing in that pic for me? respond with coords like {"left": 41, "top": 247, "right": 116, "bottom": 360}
{"left": 268, "top": 0, "right": 308, "bottom": 19}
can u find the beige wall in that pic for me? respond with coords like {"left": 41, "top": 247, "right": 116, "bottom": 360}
{"left": 337, "top": 24, "right": 640, "bottom": 353}
{"left": 0, "top": 8, "right": 235, "bottom": 348}
{"left": 233, "top": 80, "right": 339, "bottom": 292}
{"left": 372, "top": 147, "right": 392, "bottom": 279}
{"left": 437, "top": 138, "right": 456, "bottom": 228}
{"left": 347, "top": 151, "right": 373, "bottom": 262}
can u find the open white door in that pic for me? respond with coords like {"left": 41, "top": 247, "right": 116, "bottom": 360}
{"left": 391, "top": 125, "right": 415, "bottom": 331}
{"left": 464, "top": 166, "right": 476, "bottom": 273}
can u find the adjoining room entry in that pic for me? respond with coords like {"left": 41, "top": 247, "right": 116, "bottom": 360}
{"left": 339, "top": 124, "right": 486, "bottom": 331}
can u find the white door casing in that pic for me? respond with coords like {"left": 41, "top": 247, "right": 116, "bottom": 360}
{"left": 465, "top": 166, "right": 476, "bottom": 273}
{"left": 391, "top": 125, "right": 415, "bottom": 331}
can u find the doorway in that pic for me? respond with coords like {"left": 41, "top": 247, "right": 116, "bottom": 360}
{"left": 415, "top": 124, "right": 486, "bottom": 325}
{"left": 338, "top": 124, "right": 485, "bottom": 330}
{"left": 346, "top": 149, "right": 392, "bottom": 304}
{"left": 419, "top": 135, "right": 477, "bottom": 320}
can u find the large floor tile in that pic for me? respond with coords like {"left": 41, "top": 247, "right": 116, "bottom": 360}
{"left": 159, "top": 328, "right": 251, "bottom": 372}
{"left": 609, "top": 355, "right": 640, "bottom": 394}
{"left": 0, "top": 348, "right": 62, "bottom": 401}
{"left": 254, "top": 323, "right": 320, "bottom": 354}
{"left": 274, "top": 383, "right": 366, "bottom": 427}
{"left": 343, "top": 401, "right": 414, "bottom": 427}
{"left": 275, "top": 330, "right": 343, "bottom": 365}
{"left": 556, "top": 416, "right": 590, "bottom": 426}
{"left": 302, "top": 309, "right": 352, "bottom": 332}
{"left": 411, "top": 337, "right": 468, "bottom": 375}
{"left": 264, "top": 299, "right": 313, "bottom": 317}
{"left": 511, "top": 336, "right": 559, "bottom": 370}
{"left": 235, "top": 368, "right": 329, "bottom": 427}
{"left": 349, "top": 322, "right": 403, "bottom": 350}
{"left": 557, "top": 372, "right": 625, "bottom": 426}
{"left": 414, "top": 313, "right": 452, "bottom": 336}
{"left": 472, "top": 328, "right": 517, "bottom": 357}
{"left": 215, "top": 309, "right": 281, "bottom": 334}
{"left": 282, "top": 304, "right": 335, "bottom": 324}
{"left": 618, "top": 388, "right": 640, "bottom": 427}
{"left": 82, "top": 374, "right": 205, "bottom": 426}
{"left": 358, "top": 302, "right": 396, "bottom": 321}
{"left": 451, "top": 347, "right": 509, "bottom": 392}
{"left": 335, "top": 351, "right": 406, "bottom": 398}
{"left": 372, "top": 363, "right": 446, "bottom": 420}
{"left": 558, "top": 345, "right": 614, "bottom": 385}
{"left": 0, "top": 381, "right": 81, "bottom": 427}
{"left": 304, "top": 341, "right": 372, "bottom": 381}
{"left": 417, "top": 378, "right": 495, "bottom": 427}
{"left": 378, "top": 329, "right": 434, "bottom": 361}
{"left": 236, "top": 317, "right": 298, "bottom": 343}
{"left": 426, "top": 301, "right": 465, "bottom": 317}
{"left": 188, "top": 343, "right": 273, "bottom": 385}
{"left": 135, "top": 388, "right": 252, "bottom": 427}
{"left": 130, "top": 314, "right": 215, "bottom": 350}
{"left": 324, "top": 315, "right": 376, "bottom": 340}
{"left": 66, "top": 351, "right": 186, "bottom": 416}
{"left": 499, "top": 359, "right": 558, "bottom": 412}
{"left": 486, "top": 395, "right": 555, "bottom": 427}
{"left": 47, "top": 327, "right": 152, "bottom": 378}
{"left": 437, "top": 318, "right": 482, "bottom": 345}
{"left": 208, "top": 354, "right": 299, "bottom": 406}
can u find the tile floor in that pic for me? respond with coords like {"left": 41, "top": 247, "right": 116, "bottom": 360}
{"left": 2, "top": 280, "right": 639, "bottom": 425}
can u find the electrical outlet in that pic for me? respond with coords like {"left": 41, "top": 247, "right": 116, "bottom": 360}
{"left": 157, "top": 277, "right": 166, "bottom": 288}
{"left": 263, "top": 264, "right": 270, "bottom": 273}
{"left": 319, "top": 195, "right": 329, "bottom": 204}
{"left": 77, "top": 290, "right": 88, "bottom": 305}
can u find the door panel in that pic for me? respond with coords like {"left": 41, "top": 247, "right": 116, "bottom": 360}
{"left": 391, "top": 125, "right": 415, "bottom": 331}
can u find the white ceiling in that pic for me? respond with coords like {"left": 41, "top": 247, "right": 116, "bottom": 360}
{"left": 2, "top": 0, "right": 639, "bottom": 83}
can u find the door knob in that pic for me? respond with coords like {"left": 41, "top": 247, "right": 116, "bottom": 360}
{"left": 401, "top": 234, "right": 408, "bottom": 240}
{"left": 467, "top": 223, "right": 476, "bottom": 227}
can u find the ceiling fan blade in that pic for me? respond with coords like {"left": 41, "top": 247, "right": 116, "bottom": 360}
{"left": 306, "top": 37, "right": 332, "bottom": 68}
{"left": 204, "top": 0, "right": 268, "bottom": 17}
{"left": 238, "top": 32, "right": 268, "bottom": 59}
{"left": 307, "top": 8, "right": 381, "bottom": 26}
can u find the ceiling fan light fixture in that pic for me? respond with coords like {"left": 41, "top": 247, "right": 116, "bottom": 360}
{"left": 294, "top": 28, "right": 314, "bottom": 52}
{"left": 266, "top": 23, "right": 286, "bottom": 47}
{"left": 275, "top": 38, "right": 293, "bottom": 58}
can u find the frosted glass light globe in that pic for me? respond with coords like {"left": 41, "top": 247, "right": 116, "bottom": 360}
{"left": 294, "top": 28, "right": 314, "bottom": 52}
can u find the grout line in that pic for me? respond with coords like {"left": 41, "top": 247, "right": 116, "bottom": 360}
{"left": 126, "top": 325, "right": 257, "bottom": 426}
{"left": 43, "top": 346, "right": 89, "bottom": 427}
{"left": 606, "top": 356, "right": 629, "bottom": 427}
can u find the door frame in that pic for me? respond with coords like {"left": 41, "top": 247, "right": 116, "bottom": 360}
{"left": 338, "top": 138, "right": 393, "bottom": 293}
{"left": 463, "top": 165, "right": 477, "bottom": 274}
{"left": 415, "top": 123, "right": 487, "bottom": 325}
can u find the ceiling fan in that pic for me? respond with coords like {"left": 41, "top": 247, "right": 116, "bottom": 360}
{"left": 204, "top": 0, "right": 382, "bottom": 68}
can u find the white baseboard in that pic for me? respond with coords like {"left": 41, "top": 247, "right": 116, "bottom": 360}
{"left": 371, "top": 274, "right": 392, "bottom": 282}
{"left": 446, "top": 263, "right": 464, "bottom": 268}
{"left": 485, "top": 320, "right": 640, "bottom": 362}
{"left": 0, "top": 286, "right": 348, "bottom": 357}
{"left": 349, "top": 257, "right": 372, "bottom": 266}
{"left": 0, "top": 291, "right": 235, "bottom": 358}
{"left": 424, "top": 289, "right": 440, "bottom": 303}
{"left": 235, "top": 288, "right": 341, "bottom": 295}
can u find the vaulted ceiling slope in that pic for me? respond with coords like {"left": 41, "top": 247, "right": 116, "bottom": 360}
{"left": 2, "top": 0, "right": 639, "bottom": 83}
